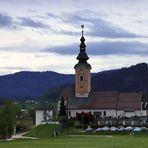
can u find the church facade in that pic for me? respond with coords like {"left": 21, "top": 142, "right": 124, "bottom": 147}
{"left": 58, "top": 26, "right": 147, "bottom": 119}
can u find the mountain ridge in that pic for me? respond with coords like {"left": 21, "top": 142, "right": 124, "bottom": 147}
{"left": 0, "top": 63, "right": 148, "bottom": 100}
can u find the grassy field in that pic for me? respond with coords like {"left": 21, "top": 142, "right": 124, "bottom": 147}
{"left": 0, "top": 135, "right": 148, "bottom": 148}
{"left": 24, "top": 124, "right": 61, "bottom": 138}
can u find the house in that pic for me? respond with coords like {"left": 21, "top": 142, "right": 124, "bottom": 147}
{"left": 58, "top": 25, "right": 145, "bottom": 119}
{"left": 35, "top": 105, "right": 53, "bottom": 126}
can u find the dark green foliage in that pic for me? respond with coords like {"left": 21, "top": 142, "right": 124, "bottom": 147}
{"left": 28, "top": 108, "right": 35, "bottom": 124}
{"left": 59, "top": 97, "right": 67, "bottom": 116}
{"left": 0, "top": 101, "right": 17, "bottom": 139}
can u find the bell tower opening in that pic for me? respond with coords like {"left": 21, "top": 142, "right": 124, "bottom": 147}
{"left": 74, "top": 25, "right": 91, "bottom": 98}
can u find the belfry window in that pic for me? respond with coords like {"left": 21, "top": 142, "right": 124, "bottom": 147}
{"left": 80, "top": 76, "right": 83, "bottom": 81}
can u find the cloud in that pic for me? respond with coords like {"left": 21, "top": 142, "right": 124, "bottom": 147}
{"left": 0, "top": 66, "right": 29, "bottom": 70}
{"left": 60, "top": 10, "right": 143, "bottom": 38}
{"left": 0, "top": 12, "right": 13, "bottom": 28}
{"left": 27, "top": 9, "right": 39, "bottom": 13}
{"left": 44, "top": 41, "right": 148, "bottom": 56}
{"left": 87, "top": 41, "right": 148, "bottom": 55}
{"left": 88, "top": 19, "right": 141, "bottom": 38}
{"left": 46, "top": 12, "right": 57, "bottom": 18}
{"left": 18, "top": 17, "right": 50, "bottom": 29}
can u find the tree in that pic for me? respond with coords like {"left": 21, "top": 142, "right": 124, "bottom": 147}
{"left": 59, "top": 97, "right": 66, "bottom": 116}
{"left": 28, "top": 108, "right": 35, "bottom": 124}
{"left": 0, "top": 101, "right": 17, "bottom": 140}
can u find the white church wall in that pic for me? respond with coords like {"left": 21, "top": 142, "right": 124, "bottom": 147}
{"left": 117, "top": 110, "right": 124, "bottom": 117}
{"left": 141, "top": 110, "right": 147, "bottom": 116}
{"left": 125, "top": 111, "right": 135, "bottom": 117}
{"left": 124, "top": 110, "right": 141, "bottom": 117}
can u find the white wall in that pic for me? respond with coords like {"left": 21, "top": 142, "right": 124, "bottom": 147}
{"left": 36, "top": 110, "right": 44, "bottom": 126}
{"left": 35, "top": 110, "right": 53, "bottom": 126}
{"left": 124, "top": 110, "right": 141, "bottom": 117}
{"left": 116, "top": 110, "right": 124, "bottom": 117}
{"left": 141, "top": 110, "right": 147, "bottom": 116}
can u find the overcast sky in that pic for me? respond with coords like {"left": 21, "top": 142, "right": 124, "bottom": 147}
{"left": 0, "top": 0, "right": 148, "bottom": 75}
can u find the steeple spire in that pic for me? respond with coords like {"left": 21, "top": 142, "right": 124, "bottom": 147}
{"left": 81, "top": 24, "right": 84, "bottom": 36}
{"left": 77, "top": 25, "right": 89, "bottom": 63}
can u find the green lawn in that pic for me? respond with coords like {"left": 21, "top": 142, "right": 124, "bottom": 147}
{"left": 0, "top": 135, "right": 148, "bottom": 148}
{"left": 24, "top": 124, "right": 60, "bottom": 138}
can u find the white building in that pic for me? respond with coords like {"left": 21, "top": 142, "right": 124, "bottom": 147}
{"left": 36, "top": 106, "right": 53, "bottom": 126}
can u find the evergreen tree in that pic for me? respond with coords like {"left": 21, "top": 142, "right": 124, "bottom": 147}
{"left": 59, "top": 97, "right": 66, "bottom": 116}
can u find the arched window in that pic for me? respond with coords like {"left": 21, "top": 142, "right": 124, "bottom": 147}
{"left": 80, "top": 76, "right": 83, "bottom": 81}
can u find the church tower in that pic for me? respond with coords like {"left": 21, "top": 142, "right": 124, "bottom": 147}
{"left": 74, "top": 25, "right": 91, "bottom": 98}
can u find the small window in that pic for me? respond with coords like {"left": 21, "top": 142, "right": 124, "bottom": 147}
{"left": 69, "top": 111, "right": 71, "bottom": 116}
{"left": 103, "top": 111, "right": 106, "bottom": 116}
{"left": 80, "top": 76, "right": 83, "bottom": 81}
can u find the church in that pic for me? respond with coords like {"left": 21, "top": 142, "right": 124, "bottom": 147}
{"left": 58, "top": 25, "right": 147, "bottom": 118}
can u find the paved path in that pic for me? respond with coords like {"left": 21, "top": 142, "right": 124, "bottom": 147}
{"left": 7, "top": 132, "right": 38, "bottom": 141}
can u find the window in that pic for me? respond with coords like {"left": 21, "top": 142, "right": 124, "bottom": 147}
{"left": 69, "top": 111, "right": 71, "bottom": 116}
{"left": 80, "top": 76, "right": 83, "bottom": 81}
{"left": 103, "top": 111, "right": 106, "bottom": 116}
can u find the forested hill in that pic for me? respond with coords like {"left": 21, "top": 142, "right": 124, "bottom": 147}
{"left": 0, "top": 63, "right": 148, "bottom": 100}
{"left": 0, "top": 71, "right": 74, "bottom": 99}
{"left": 92, "top": 63, "right": 148, "bottom": 93}
{"left": 38, "top": 63, "right": 148, "bottom": 102}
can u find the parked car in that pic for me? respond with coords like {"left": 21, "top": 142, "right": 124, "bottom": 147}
{"left": 134, "top": 127, "right": 141, "bottom": 132}
{"left": 110, "top": 126, "right": 117, "bottom": 131}
{"left": 102, "top": 126, "right": 109, "bottom": 131}
{"left": 96, "top": 128, "right": 102, "bottom": 131}
{"left": 117, "top": 126, "right": 125, "bottom": 131}
{"left": 141, "top": 127, "right": 148, "bottom": 131}
{"left": 125, "top": 126, "right": 133, "bottom": 131}
{"left": 85, "top": 126, "right": 93, "bottom": 132}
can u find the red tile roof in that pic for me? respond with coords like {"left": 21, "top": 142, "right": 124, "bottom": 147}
{"left": 59, "top": 86, "right": 142, "bottom": 111}
{"left": 117, "top": 93, "right": 142, "bottom": 111}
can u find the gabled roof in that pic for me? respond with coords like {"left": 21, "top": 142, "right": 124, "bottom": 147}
{"left": 89, "top": 91, "right": 118, "bottom": 109}
{"left": 67, "top": 91, "right": 142, "bottom": 111}
{"left": 117, "top": 93, "right": 142, "bottom": 111}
